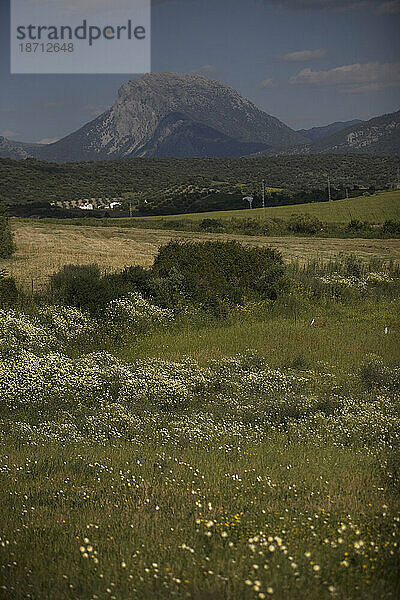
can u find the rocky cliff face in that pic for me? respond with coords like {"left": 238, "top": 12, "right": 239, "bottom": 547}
{"left": 2, "top": 73, "right": 306, "bottom": 162}
{"left": 3, "top": 74, "right": 398, "bottom": 162}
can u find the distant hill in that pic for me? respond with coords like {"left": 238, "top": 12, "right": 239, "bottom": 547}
{"left": 0, "top": 137, "right": 42, "bottom": 160}
{"left": 307, "top": 110, "right": 400, "bottom": 156}
{"left": 298, "top": 119, "right": 363, "bottom": 143}
{"left": 1, "top": 154, "right": 398, "bottom": 214}
{"left": 254, "top": 110, "right": 400, "bottom": 158}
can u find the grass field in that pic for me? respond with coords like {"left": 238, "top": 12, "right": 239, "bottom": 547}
{"left": 1, "top": 294, "right": 400, "bottom": 599}
{"left": 123, "top": 301, "right": 400, "bottom": 369}
{"left": 1, "top": 196, "right": 400, "bottom": 599}
{"left": 3, "top": 219, "right": 400, "bottom": 290}
{"left": 135, "top": 190, "right": 400, "bottom": 224}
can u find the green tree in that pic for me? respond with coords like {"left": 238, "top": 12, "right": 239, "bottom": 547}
{"left": 0, "top": 203, "right": 15, "bottom": 258}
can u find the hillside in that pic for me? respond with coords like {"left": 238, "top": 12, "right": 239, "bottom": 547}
{"left": 297, "top": 119, "right": 363, "bottom": 142}
{"left": 134, "top": 190, "right": 400, "bottom": 224}
{"left": 309, "top": 110, "right": 400, "bottom": 156}
{"left": 1, "top": 154, "right": 398, "bottom": 211}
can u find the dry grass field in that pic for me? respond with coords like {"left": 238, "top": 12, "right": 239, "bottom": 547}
{"left": 3, "top": 219, "right": 400, "bottom": 289}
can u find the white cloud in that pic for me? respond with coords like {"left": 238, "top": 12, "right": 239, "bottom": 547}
{"left": 38, "top": 137, "right": 59, "bottom": 144}
{"left": 289, "top": 61, "right": 400, "bottom": 92}
{"left": 1, "top": 130, "right": 18, "bottom": 138}
{"left": 260, "top": 78, "right": 274, "bottom": 88}
{"left": 377, "top": 0, "right": 400, "bottom": 12}
{"left": 278, "top": 49, "right": 327, "bottom": 61}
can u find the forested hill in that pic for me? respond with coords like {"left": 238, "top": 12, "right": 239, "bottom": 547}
{"left": 1, "top": 154, "right": 399, "bottom": 208}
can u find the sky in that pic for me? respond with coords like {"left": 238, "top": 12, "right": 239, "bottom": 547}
{"left": 0, "top": 0, "right": 399, "bottom": 143}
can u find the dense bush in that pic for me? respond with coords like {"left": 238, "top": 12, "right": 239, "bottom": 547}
{"left": 0, "top": 203, "right": 15, "bottom": 258}
{"left": 152, "top": 241, "right": 287, "bottom": 305}
{"left": 0, "top": 270, "right": 18, "bottom": 306}
{"left": 382, "top": 220, "right": 400, "bottom": 234}
{"left": 287, "top": 214, "right": 323, "bottom": 234}
{"left": 104, "top": 265, "right": 184, "bottom": 309}
{"left": 199, "top": 218, "right": 224, "bottom": 231}
{"left": 50, "top": 264, "right": 108, "bottom": 313}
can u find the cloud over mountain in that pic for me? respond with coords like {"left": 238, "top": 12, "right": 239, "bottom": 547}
{"left": 289, "top": 61, "right": 400, "bottom": 93}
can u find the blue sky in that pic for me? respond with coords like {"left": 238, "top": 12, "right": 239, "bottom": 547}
{"left": 1, "top": 0, "right": 399, "bottom": 143}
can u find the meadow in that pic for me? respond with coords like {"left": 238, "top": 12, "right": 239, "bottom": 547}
{"left": 5, "top": 213, "right": 400, "bottom": 290}
{"left": 0, "top": 206, "right": 400, "bottom": 599}
{"left": 134, "top": 190, "right": 400, "bottom": 225}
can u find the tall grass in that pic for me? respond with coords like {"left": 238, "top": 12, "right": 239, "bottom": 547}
{"left": 1, "top": 247, "right": 399, "bottom": 599}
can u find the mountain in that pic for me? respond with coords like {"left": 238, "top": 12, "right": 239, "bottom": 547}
{"left": 298, "top": 119, "right": 363, "bottom": 143}
{"left": 0, "top": 137, "right": 42, "bottom": 160}
{"left": 253, "top": 110, "right": 400, "bottom": 158}
{"left": 1, "top": 73, "right": 307, "bottom": 162}
{"left": 2, "top": 74, "right": 398, "bottom": 161}
{"left": 306, "top": 110, "right": 400, "bottom": 156}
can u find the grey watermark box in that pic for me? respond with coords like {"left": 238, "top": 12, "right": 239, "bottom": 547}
{"left": 10, "top": 0, "right": 151, "bottom": 74}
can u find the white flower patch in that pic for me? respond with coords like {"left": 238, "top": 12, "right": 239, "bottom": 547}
{"left": 105, "top": 293, "right": 174, "bottom": 330}
{"left": 38, "top": 305, "right": 95, "bottom": 341}
{"left": 0, "top": 309, "right": 59, "bottom": 354}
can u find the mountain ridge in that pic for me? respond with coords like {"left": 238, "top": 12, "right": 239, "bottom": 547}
{"left": 2, "top": 73, "right": 306, "bottom": 162}
{"left": 1, "top": 73, "right": 399, "bottom": 161}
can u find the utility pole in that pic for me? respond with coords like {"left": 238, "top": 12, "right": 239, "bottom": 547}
{"left": 346, "top": 187, "right": 349, "bottom": 200}
{"left": 262, "top": 179, "right": 265, "bottom": 209}
{"left": 129, "top": 200, "right": 132, "bottom": 218}
{"left": 327, "top": 175, "right": 331, "bottom": 202}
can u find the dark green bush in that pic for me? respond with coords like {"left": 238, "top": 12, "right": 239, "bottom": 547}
{"left": 287, "top": 214, "right": 323, "bottom": 234}
{"left": 0, "top": 203, "right": 15, "bottom": 258}
{"left": 346, "top": 219, "right": 366, "bottom": 232}
{"left": 50, "top": 264, "right": 108, "bottom": 313}
{"left": 199, "top": 218, "right": 224, "bottom": 231}
{"left": 104, "top": 265, "right": 184, "bottom": 309}
{"left": 382, "top": 220, "right": 400, "bottom": 235}
{"left": 0, "top": 270, "right": 18, "bottom": 306}
{"left": 152, "top": 241, "right": 286, "bottom": 305}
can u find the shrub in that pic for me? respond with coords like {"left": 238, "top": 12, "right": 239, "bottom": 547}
{"left": 105, "top": 292, "right": 174, "bottom": 331}
{"left": 382, "top": 220, "right": 400, "bottom": 235}
{"left": 360, "top": 356, "right": 400, "bottom": 392}
{"left": 0, "top": 203, "right": 15, "bottom": 258}
{"left": 287, "top": 214, "right": 323, "bottom": 234}
{"left": 0, "top": 270, "right": 18, "bottom": 306}
{"left": 50, "top": 264, "right": 108, "bottom": 313}
{"left": 198, "top": 218, "right": 224, "bottom": 231}
{"left": 104, "top": 265, "right": 185, "bottom": 309}
{"left": 152, "top": 241, "right": 286, "bottom": 305}
{"left": 346, "top": 219, "right": 366, "bottom": 232}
